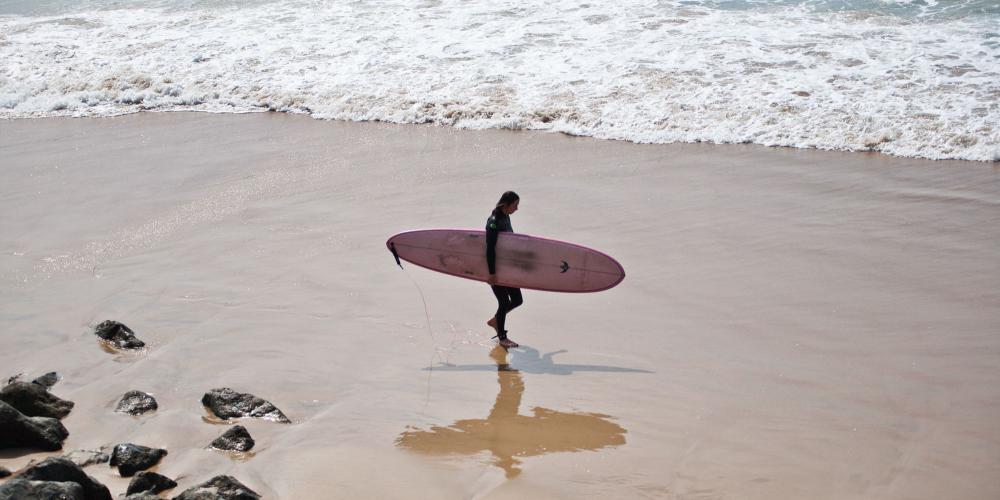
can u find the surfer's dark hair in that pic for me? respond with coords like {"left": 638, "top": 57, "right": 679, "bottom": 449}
{"left": 494, "top": 191, "right": 520, "bottom": 215}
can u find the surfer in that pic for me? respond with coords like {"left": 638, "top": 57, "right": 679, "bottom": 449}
{"left": 486, "top": 191, "right": 522, "bottom": 348}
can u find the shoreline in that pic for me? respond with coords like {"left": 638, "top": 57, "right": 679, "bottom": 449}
{"left": 1, "top": 111, "right": 998, "bottom": 499}
{"left": 3, "top": 109, "right": 996, "bottom": 165}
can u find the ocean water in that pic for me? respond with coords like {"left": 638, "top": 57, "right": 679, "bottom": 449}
{"left": 1, "top": 0, "right": 997, "bottom": 161}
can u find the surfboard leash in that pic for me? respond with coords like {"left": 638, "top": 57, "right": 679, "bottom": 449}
{"left": 390, "top": 244, "right": 442, "bottom": 408}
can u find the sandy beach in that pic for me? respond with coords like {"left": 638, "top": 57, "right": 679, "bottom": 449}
{"left": 1, "top": 111, "right": 998, "bottom": 499}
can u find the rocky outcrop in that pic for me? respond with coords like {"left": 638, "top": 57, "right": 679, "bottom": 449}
{"left": 0, "top": 400, "right": 68, "bottom": 451}
{"left": 63, "top": 448, "right": 112, "bottom": 468}
{"left": 0, "top": 479, "right": 85, "bottom": 500}
{"left": 0, "top": 381, "right": 74, "bottom": 419}
{"left": 94, "top": 320, "right": 145, "bottom": 349}
{"left": 172, "top": 475, "right": 260, "bottom": 500}
{"left": 210, "top": 425, "right": 255, "bottom": 452}
{"left": 109, "top": 443, "right": 167, "bottom": 477}
{"left": 201, "top": 388, "right": 289, "bottom": 422}
{"left": 17, "top": 457, "right": 112, "bottom": 500}
{"left": 32, "top": 372, "right": 60, "bottom": 389}
{"left": 126, "top": 471, "right": 177, "bottom": 496}
{"left": 115, "top": 391, "right": 158, "bottom": 416}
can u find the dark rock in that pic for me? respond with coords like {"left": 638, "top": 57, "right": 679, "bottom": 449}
{"left": 126, "top": 471, "right": 177, "bottom": 495}
{"left": 172, "top": 475, "right": 260, "bottom": 500}
{"left": 94, "top": 320, "right": 145, "bottom": 349}
{"left": 63, "top": 447, "right": 111, "bottom": 468}
{"left": 4, "top": 374, "right": 22, "bottom": 386}
{"left": 116, "top": 391, "right": 158, "bottom": 415}
{"left": 210, "top": 425, "right": 255, "bottom": 452}
{"left": 18, "top": 457, "right": 112, "bottom": 500}
{"left": 201, "top": 388, "right": 289, "bottom": 423}
{"left": 0, "top": 466, "right": 9, "bottom": 478}
{"left": 0, "top": 400, "right": 69, "bottom": 451}
{"left": 32, "top": 372, "right": 60, "bottom": 389}
{"left": 110, "top": 443, "right": 167, "bottom": 477}
{"left": 0, "top": 381, "right": 74, "bottom": 419}
{"left": 0, "top": 478, "right": 85, "bottom": 500}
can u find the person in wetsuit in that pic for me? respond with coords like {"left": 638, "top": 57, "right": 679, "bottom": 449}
{"left": 486, "top": 191, "right": 523, "bottom": 348}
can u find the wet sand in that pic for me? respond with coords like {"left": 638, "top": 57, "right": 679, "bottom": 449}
{"left": 0, "top": 112, "right": 998, "bottom": 499}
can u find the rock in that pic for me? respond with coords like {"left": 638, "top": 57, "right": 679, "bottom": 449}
{"left": 18, "top": 457, "right": 112, "bottom": 500}
{"left": 63, "top": 448, "right": 111, "bottom": 468}
{"left": 0, "top": 400, "right": 69, "bottom": 451}
{"left": 0, "top": 381, "right": 74, "bottom": 419}
{"left": 4, "top": 374, "right": 22, "bottom": 386}
{"left": 94, "top": 320, "right": 145, "bottom": 349}
{"left": 172, "top": 475, "right": 260, "bottom": 500}
{"left": 110, "top": 443, "right": 167, "bottom": 477}
{"left": 115, "top": 391, "right": 158, "bottom": 415}
{"left": 201, "top": 388, "right": 289, "bottom": 423}
{"left": 126, "top": 471, "right": 177, "bottom": 496}
{"left": 210, "top": 425, "right": 255, "bottom": 452}
{"left": 0, "top": 479, "right": 85, "bottom": 500}
{"left": 0, "top": 466, "right": 9, "bottom": 478}
{"left": 32, "top": 372, "right": 60, "bottom": 389}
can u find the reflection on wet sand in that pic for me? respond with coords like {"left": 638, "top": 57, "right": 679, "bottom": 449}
{"left": 397, "top": 347, "right": 626, "bottom": 478}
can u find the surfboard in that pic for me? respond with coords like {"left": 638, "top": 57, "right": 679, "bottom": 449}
{"left": 387, "top": 229, "right": 625, "bottom": 293}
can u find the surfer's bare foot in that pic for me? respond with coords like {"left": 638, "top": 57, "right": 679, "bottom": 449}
{"left": 487, "top": 317, "right": 497, "bottom": 330}
{"left": 499, "top": 338, "right": 519, "bottom": 349}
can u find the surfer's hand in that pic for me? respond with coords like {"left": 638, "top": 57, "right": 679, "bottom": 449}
{"left": 487, "top": 274, "right": 497, "bottom": 285}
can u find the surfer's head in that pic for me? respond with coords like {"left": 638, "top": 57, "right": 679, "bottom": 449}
{"left": 495, "top": 191, "right": 520, "bottom": 215}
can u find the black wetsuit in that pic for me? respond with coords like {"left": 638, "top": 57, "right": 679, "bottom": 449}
{"left": 486, "top": 210, "right": 523, "bottom": 340}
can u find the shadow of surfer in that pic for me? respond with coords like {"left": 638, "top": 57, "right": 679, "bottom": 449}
{"left": 397, "top": 346, "right": 627, "bottom": 478}
{"left": 425, "top": 344, "right": 653, "bottom": 376}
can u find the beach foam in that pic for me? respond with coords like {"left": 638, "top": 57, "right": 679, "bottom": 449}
{"left": 1, "top": 0, "right": 997, "bottom": 161}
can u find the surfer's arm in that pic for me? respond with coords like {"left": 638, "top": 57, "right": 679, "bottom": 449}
{"left": 486, "top": 223, "right": 498, "bottom": 275}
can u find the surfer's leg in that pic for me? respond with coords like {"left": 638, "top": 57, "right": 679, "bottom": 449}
{"left": 499, "top": 287, "right": 523, "bottom": 337}
{"left": 491, "top": 285, "right": 511, "bottom": 339}
{"left": 497, "top": 288, "right": 524, "bottom": 348}
{"left": 508, "top": 288, "right": 523, "bottom": 311}
{"left": 496, "top": 288, "right": 522, "bottom": 348}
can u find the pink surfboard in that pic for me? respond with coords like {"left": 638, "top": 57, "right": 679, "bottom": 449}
{"left": 387, "top": 229, "right": 625, "bottom": 293}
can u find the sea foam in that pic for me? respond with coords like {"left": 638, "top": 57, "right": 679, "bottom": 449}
{"left": 1, "top": 0, "right": 997, "bottom": 161}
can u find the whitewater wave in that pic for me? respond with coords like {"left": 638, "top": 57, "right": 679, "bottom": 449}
{"left": 1, "top": 0, "right": 997, "bottom": 161}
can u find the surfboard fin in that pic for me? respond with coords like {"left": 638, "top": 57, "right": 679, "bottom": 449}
{"left": 389, "top": 242, "right": 403, "bottom": 269}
